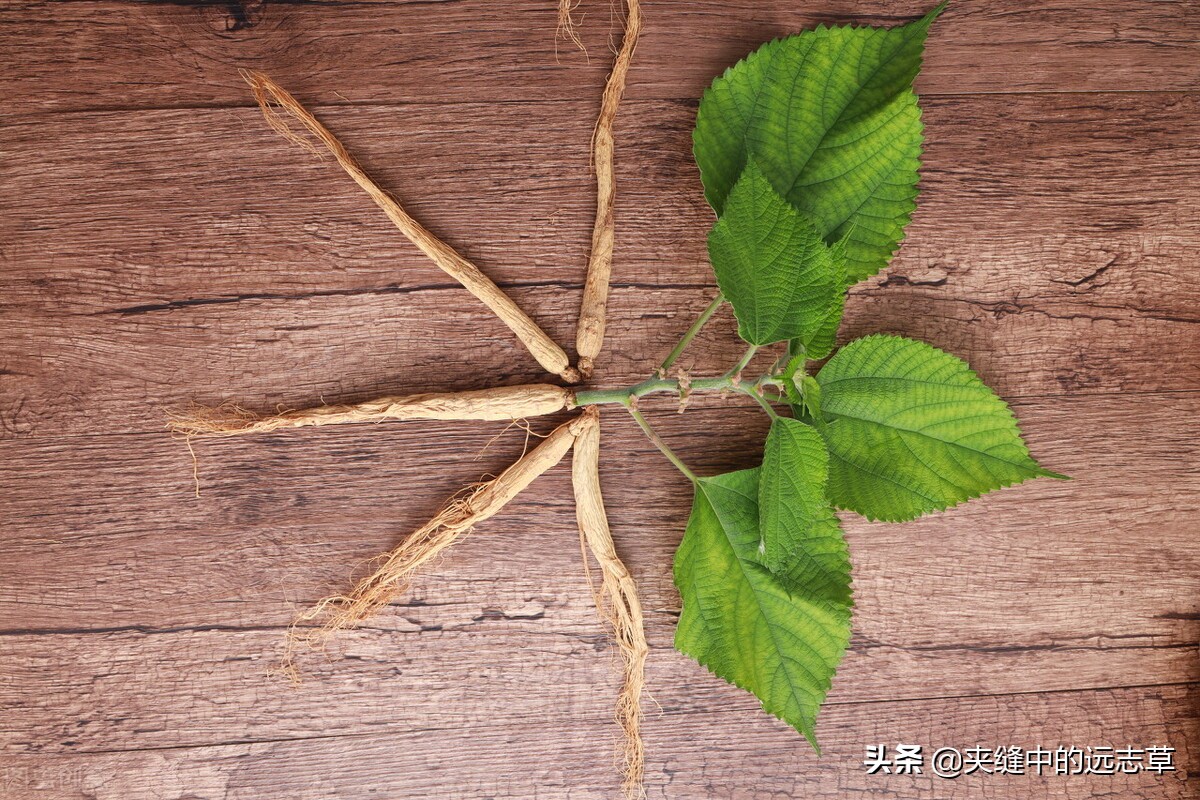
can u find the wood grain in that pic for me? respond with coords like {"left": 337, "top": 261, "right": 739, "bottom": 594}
{"left": 3, "top": 95, "right": 1197, "bottom": 312}
{"left": 1, "top": 686, "right": 1194, "bottom": 798}
{"left": 2, "top": 284, "right": 1197, "bottom": 441}
{"left": 1, "top": 397, "right": 1196, "bottom": 752}
{"left": 2, "top": 0, "right": 1197, "bottom": 117}
{"left": 3, "top": 92, "right": 1197, "bottom": 441}
{"left": 1, "top": 0, "right": 1197, "bottom": 797}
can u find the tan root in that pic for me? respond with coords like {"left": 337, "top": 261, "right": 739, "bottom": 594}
{"left": 242, "top": 71, "right": 578, "bottom": 384}
{"left": 556, "top": 0, "right": 587, "bottom": 57}
{"left": 286, "top": 414, "right": 586, "bottom": 668}
{"left": 572, "top": 407, "right": 648, "bottom": 799}
{"left": 168, "top": 384, "right": 573, "bottom": 438}
{"left": 575, "top": 0, "right": 642, "bottom": 378}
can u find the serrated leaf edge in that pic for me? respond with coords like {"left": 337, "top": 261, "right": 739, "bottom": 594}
{"left": 693, "top": 5, "right": 944, "bottom": 281}
{"left": 818, "top": 333, "right": 1069, "bottom": 522}
{"left": 674, "top": 475, "right": 856, "bottom": 751}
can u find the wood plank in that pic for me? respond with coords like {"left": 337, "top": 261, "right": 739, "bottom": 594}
{"left": 2, "top": 0, "right": 1197, "bottom": 118}
{"left": 1, "top": 684, "right": 1194, "bottom": 798}
{"left": 1, "top": 282, "right": 1196, "bottom": 441}
{"left": 3, "top": 93, "right": 1197, "bottom": 438}
{"left": 1, "top": 613, "right": 1195, "bottom": 754}
{"left": 3, "top": 95, "right": 1197, "bottom": 312}
{"left": 1, "top": 395, "right": 1196, "bottom": 751}
{"left": 3, "top": 3, "right": 1197, "bottom": 798}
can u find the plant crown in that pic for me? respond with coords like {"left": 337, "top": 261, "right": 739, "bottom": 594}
{"left": 580, "top": 2, "right": 1065, "bottom": 747}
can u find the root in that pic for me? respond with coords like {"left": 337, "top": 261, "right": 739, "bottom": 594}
{"left": 184, "top": 435, "right": 201, "bottom": 498}
{"left": 285, "top": 413, "right": 587, "bottom": 669}
{"left": 556, "top": 0, "right": 588, "bottom": 59}
{"left": 242, "top": 71, "right": 578, "bottom": 383}
{"left": 575, "top": 0, "right": 642, "bottom": 377}
{"left": 572, "top": 407, "right": 648, "bottom": 799}
{"left": 167, "top": 384, "right": 573, "bottom": 438}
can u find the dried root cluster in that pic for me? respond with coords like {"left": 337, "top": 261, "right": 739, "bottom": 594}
{"left": 174, "top": 4, "right": 647, "bottom": 796}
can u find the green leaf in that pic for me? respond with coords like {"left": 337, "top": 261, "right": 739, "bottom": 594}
{"left": 803, "top": 235, "right": 850, "bottom": 360}
{"left": 798, "top": 374, "right": 823, "bottom": 421}
{"left": 674, "top": 468, "right": 852, "bottom": 749}
{"left": 759, "top": 418, "right": 842, "bottom": 573}
{"left": 804, "top": 291, "right": 845, "bottom": 361}
{"left": 707, "top": 163, "right": 843, "bottom": 346}
{"left": 816, "top": 334, "right": 1066, "bottom": 522}
{"left": 693, "top": 4, "right": 944, "bottom": 281}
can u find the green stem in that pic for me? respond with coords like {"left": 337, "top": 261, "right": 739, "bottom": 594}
{"left": 578, "top": 294, "right": 778, "bottom": 477}
{"left": 741, "top": 386, "right": 780, "bottom": 420}
{"left": 659, "top": 291, "right": 725, "bottom": 372}
{"left": 727, "top": 344, "right": 759, "bottom": 378}
{"left": 626, "top": 406, "right": 697, "bottom": 482}
{"left": 576, "top": 372, "right": 785, "bottom": 476}
{"left": 574, "top": 374, "right": 782, "bottom": 407}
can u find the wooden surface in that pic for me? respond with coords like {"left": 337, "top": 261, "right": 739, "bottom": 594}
{"left": 1, "top": 1, "right": 1197, "bottom": 798}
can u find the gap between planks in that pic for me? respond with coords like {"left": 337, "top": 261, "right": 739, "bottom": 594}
{"left": 8, "top": 680, "right": 1199, "bottom": 758}
{"left": 0, "top": 388, "right": 1196, "bottom": 448}
{"left": 3, "top": 90, "right": 1199, "bottom": 125}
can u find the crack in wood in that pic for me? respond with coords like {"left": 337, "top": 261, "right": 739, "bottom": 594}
{"left": 94, "top": 281, "right": 719, "bottom": 316}
{"left": 10, "top": 681, "right": 1196, "bottom": 758}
